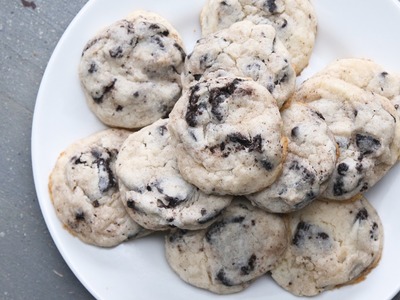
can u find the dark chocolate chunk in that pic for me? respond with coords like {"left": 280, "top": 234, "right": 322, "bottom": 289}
{"left": 216, "top": 269, "right": 233, "bottom": 286}
{"left": 356, "top": 134, "right": 381, "bottom": 155}
{"left": 333, "top": 177, "right": 346, "bottom": 196}
{"left": 293, "top": 221, "right": 330, "bottom": 248}
{"left": 337, "top": 163, "right": 349, "bottom": 176}
{"left": 109, "top": 46, "right": 123, "bottom": 58}
{"left": 152, "top": 36, "right": 165, "bottom": 49}
{"left": 92, "top": 79, "right": 117, "bottom": 104}
{"left": 231, "top": 216, "right": 245, "bottom": 223}
{"left": 21, "top": 0, "right": 36, "bottom": 9}
{"left": 280, "top": 18, "right": 288, "bottom": 28}
{"left": 88, "top": 62, "right": 98, "bottom": 74}
{"left": 158, "top": 125, "right": 168, "bottom": 136}
{"left": 359, "top": 182, "right": 369, "bottom": 192}
{"left": 264, "top": 0, "right": 278, "bottom": 13}
{"left": 317, "top": 232, "right": 329, "bottom": 240}
{"left": 205, "top": 220, "right": 226, "bottom": 243}
{"left": 127, "top": 200, "right": 136, "bottom": 209}
{"left": 92, "top": 200, "right": 100, "bottom": 208}
{"left": 95, "top": 155, "right": 117, "bottom": 193}
{"left": 240, "top": 254, "right": 257, "bottom": 275}
{"left": 226, "top": 133, "right": 263, "bottom": 152}
{"left": 75, "top": 211, "right": 85, "bottom": 221}
{"left": 116, "top": 105, "right": 123, "bottom": 112}
{"left": 292, "top": 221, "right": 310, "bottom": 246}
{"left": 370, "top": 222, "right": 379, "bottom": 241}
{"left": 193, "top": 74, "right": 202, "bottom": 81}
{"left": 260, "top": 159, "right": 274, "bottom": 171}
{"left": 157, "top": 195, "right": 185, "bottom": 209}
{"left": 314, "top": 111, "right": 325, "bottom": 120}
{"left": 185, "top": 84, "right": 202, "bottom": 127}
{"left": 173, "top": 42, "right": 186, "bottom": 62}
{"left": 199, "top": 53, "right": 211, "bottom": 69}
{"left": 291, "top": 126, "right": 299, "bottom": 138}
{"left": 355, "top": 208, "right": 369, "bottom": 222}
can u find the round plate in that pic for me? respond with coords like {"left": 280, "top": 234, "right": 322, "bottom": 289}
{"left": 32, "top": 0, "right": 400, "bottom": 299}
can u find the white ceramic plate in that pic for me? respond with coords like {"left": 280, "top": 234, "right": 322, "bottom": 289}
{"left": 32, "top": 0, "right": 400, "bottom": 299}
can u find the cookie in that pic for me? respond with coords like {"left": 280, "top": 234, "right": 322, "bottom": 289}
{"left": 183, "top": 20, "right": 296, "bottom": 107}
{"left": 49, "top": 129, "right": 149, "bottom": 247}
{"left": 246, "top": 102, "right": 337, "bottom": 213}
{"left": 165, "top": 198, "right": 288, "bottom": 294}
{"left": 79, "top": 10, "right": 186, "bottom": 129}
{"left": 293, "top": 76, "right": 400, "bottom": 200}
{"left": 116, "top": 119, "right": 233, "bottom": 230}
{"left": 168, "top": 76, "right": 286, "bottom": 195}
{"left": 313, "top": 58, "right": 400, "bottom": 117}
{"left": 200, "top": 0, "right": 317, "bottom": 74}
{"left": 270, "top": 196, "right": 383, "bottom": 296}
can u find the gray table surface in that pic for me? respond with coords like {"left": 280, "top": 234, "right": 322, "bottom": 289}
{"left": 1, "top": 0, "right": 400, "bottom": 299}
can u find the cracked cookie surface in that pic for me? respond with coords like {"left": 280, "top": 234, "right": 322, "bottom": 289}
{"left": 246, "top": 102, "right": 337, "bottom": 212}
{"left": 293, "top": 76, "right": 400, "bottom": 200}
{"left": 79, "top": 10, "right": 185, "bottom": 129}
{"left": 165, "top": 198, "right": 288, "bottom": 294}
{"left": 200, "top": 0, "right": 317, "bottom": 74}
{"left": 116, "top": 119, "right": 232, "bottom": 230}
{"left": 49, "top": 129, "right": 149, "bottom": 247}
{"left": 313, "top": 58, "right": 400, "bottom": 121}
{"left": 271, "top": 196, "right": 383, "bottom": 296}
{"left": 168, "top": 76, "right": 286, "bottom": 195}
{"left": 183, "top": 20, "right": 296, "bottom": 107}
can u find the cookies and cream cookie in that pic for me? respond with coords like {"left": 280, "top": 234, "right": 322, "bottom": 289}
{"left": 79, "top": 11, "right": 186, "bottom": 129}
{"left": 165, "top": 198, "right": 288, "bottom": 294}
{"left": 200, "top": 0, "right": 317, "bottom": 74}
{"left": 246, "top": 102, "right": 337, "bottom": 213}
{"left": 183, "top": 21, "right": 296, "bottom": 107}
{"left": 294, "top": 76, "right": 400, "bottom": 200}
{"left": 168, "top": 76, "right": 286, "bottom": 195}
{"left": 49, "top": 129, "right": 149, "bottom": 247}
{"left": 314, "top": 58, "right": 400, "bottom": 117}
{"left": 271, "top": 196, "right": 383, "bottom": 296}
{"left": 116, "top": 119, "right": 232, "bottom": 231}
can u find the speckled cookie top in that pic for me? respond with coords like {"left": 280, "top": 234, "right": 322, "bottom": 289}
{"left": 183, "top": 20, "right": 296, "bottom": 107}
{"left": 49, "top": 129, "right": 149, "bottom": 247}
{"left": 271, "top": 196, "right": 383, "bottom": 296}
{"left": 293, "top": 76, "right": 400, "bottom": 200}
{"left": 168, "top": 76, "right": 286, "bottom": 195}
{"left": 79, "top": 10, "right": 186, "bottom": 129}
{"left": 246, "top": 102, "right": 337, "bottom": 212}
{"left": 165, "top": 198, "right": 288, "bottom": 294}
{"left": 116, "top": 119, "right": 232, "bottom": 230}
{"left": 313, "top": 58, "right": 400, "bottom": 118}
{"left": 200, "top": 0, "right": 317, "bottom": 74}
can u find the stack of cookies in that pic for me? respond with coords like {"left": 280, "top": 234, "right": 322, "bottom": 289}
{"left": 48, "top": 0, "right": 400, "bottom": 297}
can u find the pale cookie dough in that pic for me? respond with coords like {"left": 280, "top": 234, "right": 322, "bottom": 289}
{"left": 246, "top": 102, "right": 337, "bottom": 213}
{"left": 271, "top": 196, "right": 383, "bottom": 296}
{"left": 200, "top": 0, "right": 317, "bottom": 74}
{"left": 116, "top": 119, "right": 232, "bottom": 230}
{"left": 183, "top": 21, "right": 296, "bottom": 107}
{"left": 49, "top": 129, "right": 149, "bottom": 247}
{"left": 165, "top": 198, "right": 288, "bottom": 294}
{"left": 79, "top": 10, "right": 186, "bottom": 129}
{"left": 293, "top": 76, "right": 400, "bottom": 200}
{"left": 314, "top": 58, "right": 400, "bottom": 118}
{"left": 168, "top": 76, "right": 286, "bottom": 195}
